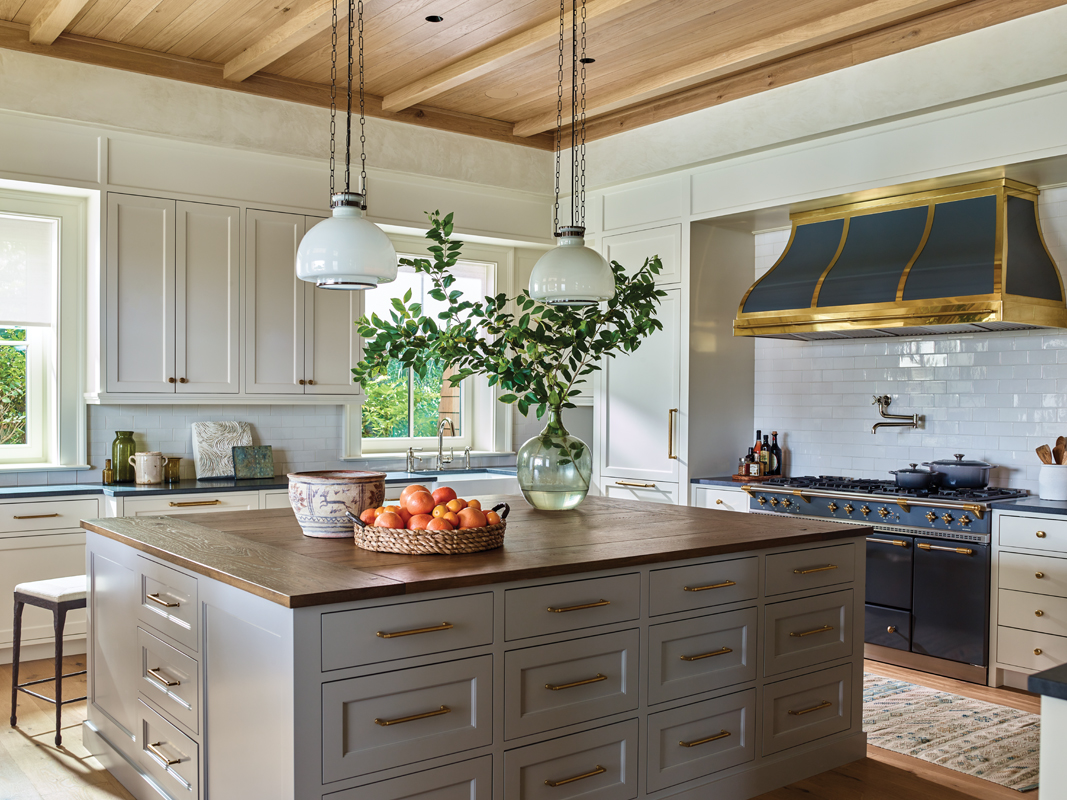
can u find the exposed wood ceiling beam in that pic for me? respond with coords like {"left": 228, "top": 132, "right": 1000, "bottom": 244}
{"left": 223, "top": 0, "right": 338, "bottom": 83}
{"left": 513, "top": 0, "right": 970, "bottom": 137}
{"left": 29, "top": 0, "right": 93, "bottom": 45}
{"left": 381, "top": 0, "right": 659, "bottom": 114}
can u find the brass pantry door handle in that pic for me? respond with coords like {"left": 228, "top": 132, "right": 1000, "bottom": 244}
{"left": 668, "top": 408, "right": 678, "bottom": 459}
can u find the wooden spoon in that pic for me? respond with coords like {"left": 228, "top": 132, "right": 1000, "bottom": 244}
{"left": 1037, "top": 444, "right": 1054, "bottom": 465}
{"left": 1059, "top": 436, "right": 1067, "bottom": 464}
{"left": 1056, "top": 442, "right": 1066, "bottom": 466}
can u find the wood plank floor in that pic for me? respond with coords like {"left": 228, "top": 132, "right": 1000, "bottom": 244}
{"left": 0, "top": 655, "right": 1041, "bottom": 799}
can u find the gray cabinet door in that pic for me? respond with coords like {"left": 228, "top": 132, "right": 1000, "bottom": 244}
{"left": 90, "top": 547, "right": 141, "bottom": 739}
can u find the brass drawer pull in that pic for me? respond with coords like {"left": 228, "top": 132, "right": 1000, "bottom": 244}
{"left": 1036, "top": 610, "right": 1045, "bottom": 617}
{"left": 680, "top": 646, "right": 732, "bottom": 662}
{"left": 679, "top": 729, "right": 730, "bottom": 748}
{"left": 1036, "top": 572, "right": 1045, "bottom": 579}
{"left": 788, "top": 700, "right": 832, "bottom": 716}
{"left": 715, "top": 498, "right": 724, "bottom": 505}
{"left": 1037, "top": 531, "right": 1047, "bottom": 538}
{"left": 615, "top": 480, "right": 656, "bottom": 488}
{"left": 169, "top": 499, "right": 222, "bottom": 507}
{"left": 146, "top": 668, "right": 180, "bottom": 688}
{"left": 866, "top": 537, "right": 908, "bottom": 548}
{"left": 793, "top": 564, "right": 838, "bottom": 575}
{"left": 684, "top": 580, "right": 736, "bottom": 592}
{"left": 547, "top": 599, "right": 610, "bottom": 613}
{"left": 668, "top": 408, "right": 678, "bottom": 460}
{"left": 546, "top": 673, "right": 606, "bottom": 691}
{"left": 790, "top": 625, "right": 834, "bottom": 638}
{"left": 887, "top": 626, "right": 897, "bottom": 633}
{"left": 13, "top": 512, "right": 60, "bottom": 520}
{"left": 544, "top": 765, "right": 606, "bottom": 787}
{"left": 376, "top": 622, "right": 453, "bottom": 639}
{"left": 146, "top": 742, "right": 181, "bottom": 767}
{"left": 146, "top": 593, "right": 180, "bottom": 608}
{"left": 374, "top": 705, "right": 451, "bottom": 726}
{"left": 917, "top": 543, "right": 974, "bottom": 555}
{"left": 1035, "top": 648, "right": 1043, "bottom": 655}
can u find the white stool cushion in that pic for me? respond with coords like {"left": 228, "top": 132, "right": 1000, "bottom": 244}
{"left": 15, "top": 575, "right": 87, "bottom": 604}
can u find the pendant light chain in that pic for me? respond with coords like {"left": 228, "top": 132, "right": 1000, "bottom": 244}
{"left": 553, "top": 0, "right": 564, "bottom": 237}
{"left": 329, "top": 0, "right": 338, "bottom": 199}
{"left": 344, "top": 0, "right": 354, "bottom": 196}
{"left": 579, "top": 0, "right": 587, "bottom": 230}
{"left": 570, "top": 0, "right": 578, "bottom": 229}
{"left": 358, "top": 0, "right": 367, "bottom": 207}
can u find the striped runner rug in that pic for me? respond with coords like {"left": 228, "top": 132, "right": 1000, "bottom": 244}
{"left": 863, "top": 673, "right": 1041, "bottom": 792}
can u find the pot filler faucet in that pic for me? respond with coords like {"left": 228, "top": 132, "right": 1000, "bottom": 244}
{"left": 871, "top": 395, "right": 921, "bottom": 434}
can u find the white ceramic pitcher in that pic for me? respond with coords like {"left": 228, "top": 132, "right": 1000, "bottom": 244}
{"left": 129, "top": 451, "right": 169, "bottom": 485}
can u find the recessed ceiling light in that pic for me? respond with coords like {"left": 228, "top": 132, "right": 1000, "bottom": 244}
{"left": 425, "top": 15, "right": 443, "bottom": 22}
{"left": 579, "top": 57, "right": 595, "bottom": 64}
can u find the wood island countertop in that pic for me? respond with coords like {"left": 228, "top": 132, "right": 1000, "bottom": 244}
{"left": 81, "top": 496, "right": 872, "bottom": 608}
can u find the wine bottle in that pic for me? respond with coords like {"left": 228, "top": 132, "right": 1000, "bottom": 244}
{"left": 771, "top": 431, "right": 783, "bottom": 476}
{"left": 760, "top": 435, "right": 771, "bottom": 475}
{"left": 753, "top": 430, "right": 762, "bottom": 459}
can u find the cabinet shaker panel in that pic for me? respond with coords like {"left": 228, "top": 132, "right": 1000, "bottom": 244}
{"left": 306, "top": 281, "right": 362, "bottom": 396}
{"left": 603, "top": 224, "right": 681, "bottom": 285}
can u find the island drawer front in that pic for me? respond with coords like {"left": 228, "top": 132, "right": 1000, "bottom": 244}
{"left": 321, "top": 655, "right": 493, "bottom": 783}
{"left": 138, "top": 627, "right": 198, "bottom": 733}
{"left": 998, "top": 589, "right": 1067, "bottom": 638}
{"left": 691, "top": 487, "right": 750, "bottom": 514}
{"left": 1000, "top": 551, "right": 1067, "bottom": 597}
{"left": 1000, "top": 515, "right": 1067, "bottom": 553}
{"left": 0, "top": 498, "right": 100, "bottom": 534}
{"left": 764, "top": 590, "right": 853, "bottom": 677}
{"left": 505, "top": 573, "right": 641, "bottom": 641}
{"left": 505, "top": 629, "right": 639, "bottom": 740}
{"left": 137, "top": 700, "right": 199, "bottom": 800}
{"left": 649, "top": 557, "right": 758, "bottom": 616}
{"left": 646, "top": 688, "right": 756, "bottom": 793}
{"left": 321, "top": 592, "right": 494, "bottom": 671}
{"left": 137, "top": 557, "right": 198, "bottom": 652}
{"left": 503, "top": 719, "right": 638, "bottom": 800}
{"left": 648, "top": 607, "right": 757, "bottom": 706}
{"left": 324, "top": 756, "right": 492, "bottom": 800}
{"left": 762, "top": 664, "right": 852, "bottom": 756}
{"left": 997, "top": 625, "right": 1067, "bottom": 671}
{"left": 765, "top": 543, "right": 856, "bottom": 596}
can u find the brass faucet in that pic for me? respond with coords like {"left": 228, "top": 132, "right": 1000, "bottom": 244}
{"left": 871, "top": 395, "right": 920, "bottom": 434}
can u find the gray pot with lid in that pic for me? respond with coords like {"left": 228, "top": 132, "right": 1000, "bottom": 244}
{"left": 922, "top": 454, "right": 995, "bottom": 489}
{"left": 889, "top": 463, "right": 939, "bottom": 490}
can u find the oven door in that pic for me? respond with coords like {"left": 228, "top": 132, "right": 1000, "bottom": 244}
{"left": 911, "top": 537, "right": 990, "bottom": 667}
{"left": 865, "top": 533, "right": 913, "bottom": 609}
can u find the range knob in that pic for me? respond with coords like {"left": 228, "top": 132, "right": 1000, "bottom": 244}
{"left": 861, "top": 506, "right": 871, "bottom": 516}
{"left": 941, "top": 513, "right": 954, "bottom": 524}
{"left": 782, "top": 498, "right": 793, "bottom": 508}
{"left": 757, "top": 496, "right": 767, "bottom": 506}
{"left": 844, "top": 504, "right": 854, "bottom": 514}
{"left": 878, "top": 507, "right": 890, "bottom": 519}
{"left": 959, "top": 514, "right": 972, "bottom": 525}
{"left": 925, "top": 511, "right": 937, "bottom": 523}
{"left": 769, "top": 497, "right": 779, "bottom": 507}
{"left": 827, "top": 502, "right": 838, "bottom": 512}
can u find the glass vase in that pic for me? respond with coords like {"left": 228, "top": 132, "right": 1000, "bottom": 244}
{"left": 516, "top": 407, "right": 592, "bottom": 511}
{"left": 112, "top": 431, "right": 136, "bottom": 483}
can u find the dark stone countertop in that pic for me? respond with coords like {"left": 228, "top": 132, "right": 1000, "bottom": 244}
{"left": 691, "top": 476, "right": 754, "bottom": 487}
{"left": 1028, "top": 662, "right": 1067, "bottom": 701}
{"left": 993, "top": 498, "right": 1067, "bottom": 516}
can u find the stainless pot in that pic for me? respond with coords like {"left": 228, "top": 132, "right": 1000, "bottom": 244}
{"left": 922, "top": 454, "right": 995, "bottom": 489}
{"left": 889, "top": 463, "right": 939, "bottom": 490}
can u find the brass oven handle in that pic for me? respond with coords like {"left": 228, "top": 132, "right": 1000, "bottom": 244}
{"left": 545, "top": 673, "right": 606, "bottom": 691}
{"left": 146, "top": 668, "right": 180, "bottom": 688}
{"left": 680, "top": 646, "right": 732, "bottom": 662}
{"left": 146, "top": 742, "right": 181, "bottom": 767}
{"left": 793, "top": 564, "right": 838, "bottom": 575}
{"left": 545, "top": 765, "right": 606, "bottom": 787}
{"left": 169, "top": 499, "right": 222, "bottom": 507}
{"left": 917, "top": 543, "right": 974, "bottom": 555}
{"left": 788, "top": 700, "right": 832, "bottom": 716}
{"left": 376, "top": 622, "right": 453, "bottom": 639}
{"left": 790, "top": 625, "right": 834, "bottom": 638}
{"left": 13, "top": 512, "right": 60, "bottom": 519}
{"left": 679, "top": 729, "right": 730, "bottom": 748}
{"left": 146, "top": 593, "right": 180, "bottom": 608}
{"left": 866, "top": 537, "right": 909, "bottom": 548}
{"left": 684, "top": 580, "right": 736, "bottom": 592}
{"left": 547, "top": 599, "right": 610, "bottom": 613}
{"left": 668, "top": 408, "right": 678, "bottom": 460}
{"left": 374, "top": 705, "right": 451, "bottom": 726}
{"left": 615, "top": 480, "right": 656, "bottom": 488}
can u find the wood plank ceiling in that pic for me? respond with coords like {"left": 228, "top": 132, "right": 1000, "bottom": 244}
{"left": 0, "top": 0, "right": 1063, "bottom": 150}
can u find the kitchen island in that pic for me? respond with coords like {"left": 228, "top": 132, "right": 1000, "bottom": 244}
{"left": 81, "top": 496, "right": 870, "bottom": 800}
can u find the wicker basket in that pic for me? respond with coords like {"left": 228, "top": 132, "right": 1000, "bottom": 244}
{"left": 353, "top": 503, "right": 510, "bottom": 555}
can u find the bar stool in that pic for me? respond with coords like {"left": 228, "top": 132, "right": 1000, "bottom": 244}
{"left": 10, "top": 576, "right": 87, "bottom": 746}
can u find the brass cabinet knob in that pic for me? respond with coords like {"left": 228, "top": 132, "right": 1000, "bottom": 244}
{"left": 1035, "top": 648, "right": 1043, "bottom": 655}
{"left": 959, "top": 514, "right": 971, "bottom": 525}
{"left": 844, "top": 504, "right": 854, "bottom": 514}
{"left": 307, "top": 379, "right": 315, "bottom": 385}
{"left": 941, "top": 513, "right": 954, "bottom": 524}
{"left": 769, "top": 497, "right": 779, "bottom": 507}
{"left": 861, "top": 506, "right": 871, "bottom": 516}
{"left": 167, "top": 377, "right": 176, "bottom": 383}
{"left": 1037, "top": 531, "right": 1047, "bottom": 538}
{"left": 878, "top": 507, "right": 890, "bottom": 518}
{"left": 925, "top": 511, "right": 937, "bottom": 522}
{"left": 178, "top": 377, "right": 188, "bottom": 384}
{"left": 1036, "top": 572, "right": 1045, "bottom": 579}
{"left": 1036, "top": 610, "right": 1045, "bottom": 617}
{"left": 827, "top": 502, "right": 838, "bottom": 512}
{"left": 298, "top": 379, "right": 306, "bottom": 385}
{"left": 715, "top": 499, "right": 724, "bottom": 505}
{"left": 887, "top": 626, "right": 897, "bottom": 633}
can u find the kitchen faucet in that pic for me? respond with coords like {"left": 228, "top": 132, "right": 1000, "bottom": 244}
{"left": 437, "top": 418, "right": 455, "bottom": 469}
{"left": 871, "top": 395, "right": 921, "bottom": 434}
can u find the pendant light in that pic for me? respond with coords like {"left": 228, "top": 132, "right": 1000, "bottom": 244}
{"left": 296, "top": 0, "right": 396, "bottom": 289}
{"left": 528, "top": 0, "right": 614, "bottom": 306}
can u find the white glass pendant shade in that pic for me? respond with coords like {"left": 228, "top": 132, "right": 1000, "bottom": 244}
{"left": 296, "top": 193, "right": 397, "bottom": 289}
{"left": 529, "top": 226, "right": 615, "bottom": 306}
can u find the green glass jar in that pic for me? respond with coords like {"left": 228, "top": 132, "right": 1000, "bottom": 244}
{"left": 112, "top": 431, "right": 136, "bottom": 483}
{"left": 516, "top": 407, "right": 592, "bottom": 511}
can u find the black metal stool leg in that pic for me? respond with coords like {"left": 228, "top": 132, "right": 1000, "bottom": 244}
{"left": 10, "top": 599, "right": 23, "bottom": 727}
{"left": 53, "top": 605, "right": 66, "bottom": 747}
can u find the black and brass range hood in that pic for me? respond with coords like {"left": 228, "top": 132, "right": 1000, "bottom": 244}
{"left": 734, "top": 179, "right": 1067, "bottom": 340}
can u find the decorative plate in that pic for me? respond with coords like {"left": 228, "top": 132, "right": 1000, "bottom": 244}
{"left": 191, "top": 421, "right": 252, "bottom": 478}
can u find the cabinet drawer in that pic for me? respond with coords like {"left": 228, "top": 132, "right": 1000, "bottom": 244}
{"left": 649, "top": 556, "right": 758, "bottom": 617}
{"left": 324, "top": 756, "right": 492, "bottom": 800}
{"left": 764, "top": 590, "right": 853, "bottom": 677}
{"left": 138, "top": 557, "right": 198, "bottom": 652}
{"left": 646, "top": 688, "right": 756, "bottom": 793}
{"left": 1000, "top": 515, "right": 1067, "bottom": 553}
{"left": 999, "top": 589, "right": 1067, "bottom": 637}
{"left": 603, "top": 480, "right": 679, "bottom": 505}
{"left": 504, "top": 719, "right": 638, "bottom": 800}
{"left": 0, "top": 498, "right": 100, "bottom": 534}
{"left": 137, "top": 700, "right": 199, "bottom": 800}
{"left": 648, "top": 607, "right": 756, "bottom": 706}
{"left": 765, "top": 543, "right": 856, "bottom": 596}
{"left": 691, "top": 487, "right": 750, "bottom": 513}
{"left": 260, "top": 490, "right": 292, "bottom": 510}
{"left": 138, "top": 627, "right": 198, "bottom": 733}
{"left": 322, "top": 655, "right": 492, "bottom": 782}
{"left": 762, "top": 664, "right": 853, "bottom": 755}
{"left": 505, "top": 573, "right": 640, "bottom": 641}
{"left": 322, "top": 592, "right": 493, "bottom": 671}
{"left": 123, "top": 492, "right": 259, "bottom": 516}
{"left": 1000, "top": 551, "right": 1067, "bottom": 597}
{"left": 864, "top": 604, "right": 911, "bottom": 652}
{"left": 505, "top": 629, "right": 638, "bottom": 739}
{"left": 997, "top": 625, "right": 1067, "bottom": 671}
